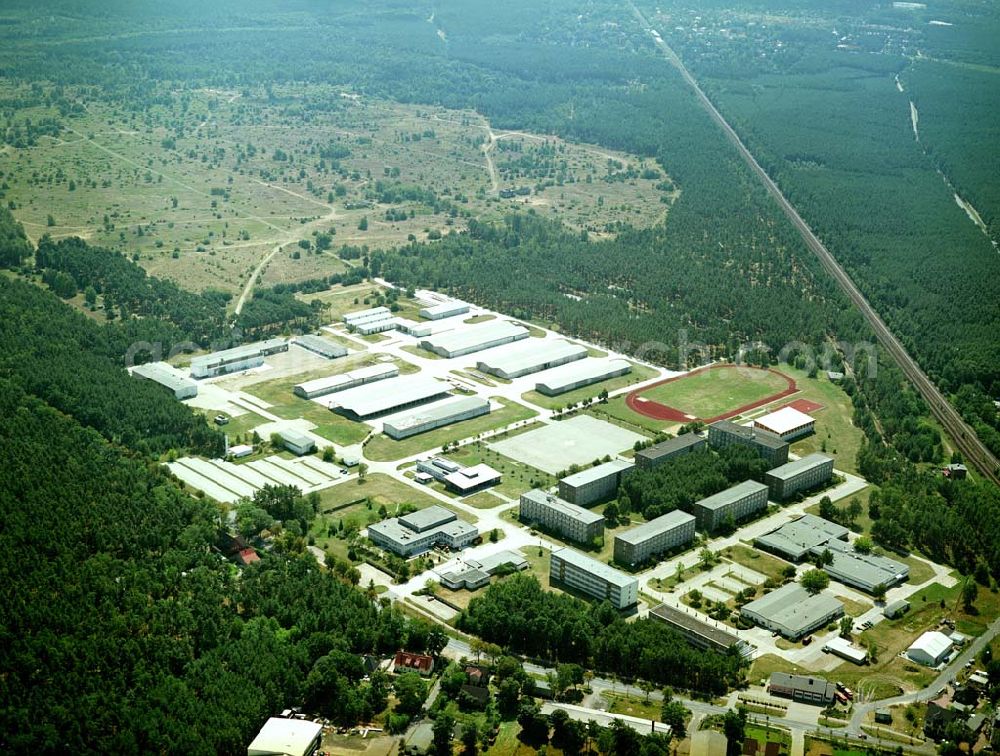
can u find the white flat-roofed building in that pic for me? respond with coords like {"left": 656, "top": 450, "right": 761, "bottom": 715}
{"left": 383, "top": 396, "right": 490, "bottom": 439}
{"left": 559, "top": 459, "right": 635, "bottom": 507}
{"left": 228, "top": 444, "right": 253, "bottom": 459}
{"left": 394, "top": 317, "right": 433, "bottom": 337}
{"left": 443, "top": 464, "right": 502, "bottom": 494}
{"left": 420, "top": 300, "right": 470, "bottom": 320}
{"left": 753, "top": 406, "right": 816, "bottom": 441}
{"left": 343, "top": 306, "right": 391, "bottom": 325}
{"left": 907, "top": 631, "right": 953, "bottom": 667}
{"left": 468, "top": 550, "right": 529, "bottom": 574}
{"left": 368, "top": 505, "right": 478, "bottom": 557}
{"left": 190, "top": 338, "right": 288, "bottom": 378}
{"left": 535, "top": 358, "right": 632, "bottom": 396}
{"left": 692, "top": 480, "right": 769, "bottom": 533}
{"left": 614, "top": 509, "right": 696, "bottom": 566}
{"left": 823, "top": 636, "right": 868, "bottom": 665}
{"left": 419, "top": 321, "right": 529, "bottom": 358}
{"left": 766, "top": 453, "right": 834, "bottom": 500}
{"left": 293, "top": 334, "right": 348, "bottom": 360}
{"left": 247, "top": 717, "right": 323, "bottom": 756}
{"left": 740, "top": 582, "right": 844, "bottom": 640}
{"left": 477, "top": 339, "right": 587, "bottom": 380}
{"left": 293, "top": 364, "right": 399, "bottom": 399}
{"left": 279, "top": 429, "right": 316, "bottom": 456}
{"left": 520, "top": 489, "right": 605, "bottom": 544}
{"left": 550, "top": 547, "right": 638, "bottom": 609}
{"left": 331, "top": 377, "right": 450, "bottom": 420}
{"left": 131, "top": 361, "right": 198, "bottom": 400}
{"left": 354, "top": 318, "right": 398, "bottom": 336}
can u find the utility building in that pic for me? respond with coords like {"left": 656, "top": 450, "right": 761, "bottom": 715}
{"left": 534, "top": 358, "right": 632, "bottom": 396}
{"left": 383, "top": 396, "right": 490, "bottom": 439}
{"left": 520, "top": 489, "right": 605, "bottom": 544}
{"left": 278, "top": 429, "right": 316, "bottom": 456}
{"left": 635, "top": 433, "right": 706, "bottom": 470}
{"left": 559, "top": 459, "right": 634, "bottom": 507}
{"left": 131, "top": 361, "right": 198, "bottom": 400}
{"left": 294, "top": 334, "right": 347, "bottom": 360}
{"left": 190, "top": 338, "right": 288, "bottom": 379}
{"left": 707, "top": 420, "right": 789, "bottom": 469}
{"left": 768, "top": 673, "right": 836, "bottom": 706}
{"left": 293, "top": 364, "right": 398, "bottom": 399}
{"left": 692, "top": 480, "right": 769, "bottom": 533}
{"left": 765, "top": 453, "right": 834, "bottom": 500}
{"left": 550, "top": 547, "right": 638, "bottom": 609}
{"left": 477, "top": 339, "right": 587, "bottom": 379}
{"left": 740, "top": 582, "right": 844, "bottom": 640}
{"left": 811, "top": 537, "right": 909, "bottom": 593}
{"left": 419, "top": 321, "right": 528, "bottom": 358}
{"left": 354, "top": 318, "right": 398, "bottom": 336}
{"left": 614, "top": 510, "right": 696, "bottom": 566}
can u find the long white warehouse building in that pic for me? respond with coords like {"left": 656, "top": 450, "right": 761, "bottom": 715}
{"left": 477, "top": 339, "right": 587, "bottom": 380}
{"left": 420, "top": 321, "right": 529, "bottom": 358}
{"left": 332, "top": 376, "right": 451, "bottom": 420}
{"left": 535, "top": 358, "right": 632, "bottom": 396}
{"left": 384, "top": 396, "right": 490, "bottom": 439}
{"left": 131, "top": 361, "right": 198, "bottom": 400}
{"left": 293, "top": 363, "right": 399, "bottom": 399}
{"left": 190, "top": 338, "right": 288, "bottom": 379}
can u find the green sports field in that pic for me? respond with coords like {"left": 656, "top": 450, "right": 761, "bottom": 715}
{"left": 637, "top": 366, "right": 790, "bottom": 419}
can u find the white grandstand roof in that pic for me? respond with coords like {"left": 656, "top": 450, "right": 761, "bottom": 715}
{"left": 754, "top": 406, "right": 814, "bottom": 436}
{"left": 535, "top": 358, "right": 632, "bottom": 392}
{"left": 332, "top": 376, "right": 449, "bottom": 418}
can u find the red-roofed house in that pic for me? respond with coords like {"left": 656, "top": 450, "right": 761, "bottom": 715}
{"left": 394, "top": 650, "right": 435, "bottom": 676}
{"left": 235, "top": 547, "right": 260, "bottom": 566}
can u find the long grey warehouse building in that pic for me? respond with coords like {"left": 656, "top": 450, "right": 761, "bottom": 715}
{"left": 635, "top": 433, "right": 706, "bottom": 470}
{"left": 812, "top": 537, "right": 909, "bottom": 594}
{"left": 559, "top": 459, "right": 634, "bottom": 507}
{"left": 384, "top": 396, "right": 490, "bottom": 440}
{"left": 520, "top": 489, "right": 605, "bottom": 544}
{"left": 740, "top": 582, "right": 844, "bottom": 640}
{"left": 649, "top": 604, "right": 754, "bottom": 658}
{"left": 550, "top": 547, "right": 638, "bottom": 609}
{"left": 754, "top": 514, "right": 850, "bottom": 561}
{"left": 614, "top": 509, "right": 696, "bottom": 567}
{"left": 765, "top": 453, "right": 834, "bottom": 500}
{"left": 477, "top": 339, "right": 587, "bottom": 380}
{"left": 692, "top": 480, "right": 769, "bottom": 533}
{"left": 707, "top": 420, "right": 789, "bottom": 469}
{"left": 420, "top": 321, "right": 529, "bottom": 358}
{"left": 294, "top": 334, "right": 348, "bottom": 360}
{"left": 293, "top": 364, "right": 399, "bottom": 399}
{"left": 331, "top": 377, "right": 450, "bottom": 420}
{"left": 131, "top": 361, "right": 198, "bottom": 400}
{"left": 535, "top": 358, "right": 632, "bottom": 396}
{"left": 190, "top": 338, "right": 288, "bottom": 378}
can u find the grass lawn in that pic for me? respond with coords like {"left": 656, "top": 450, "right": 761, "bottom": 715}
{"left": 443, "top": 440, "right": 556, "bottom": 498}
{"left": 838, "top": 596, "right": 873, "bottom": 618}
{"left": 518, "top": 546, "right": 554, "bottom": 591}
{"left": 463, "top": 490, "right": 508, "bottom": 509}
{"left": 303, "top": 283, "right": 385, "bottom": 320}
{"left": 749, "top": 653, "right": 812, "bottom": 683}
{"left": 463, "top": 314, "right": 495, "bottom": 324}
{"left": 520, "top": 362, "right": 658, "bottom": 410}
{"left": 362, "top": 398, "right": 538, "bottom": 462}
{"left": 603, "top": 692, "right": 663, "bottom": 721}
{"left": 401, "top": 344, "right": 443, "bottom": 360}
{"left": 745, "top": 724, "right": 791, "bottom": 751}
{"left": 721, "top": 544, "right": 792, "bottom": 584}
{"left": 639, "top": 366, "right": 789, "bottom": 419}
{"left": 587, "top": 395, "right": 678, "bottom": 434}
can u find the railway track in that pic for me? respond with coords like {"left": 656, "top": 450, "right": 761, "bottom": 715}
{"left": 629, "top": 3, "right": 1000, "bottom": 485}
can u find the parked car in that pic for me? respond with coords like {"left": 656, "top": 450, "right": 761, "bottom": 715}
{"left": 214, "top": 414, "right": 229, "bottom": 425}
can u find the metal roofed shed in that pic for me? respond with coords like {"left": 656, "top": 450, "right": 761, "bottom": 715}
{"left": 535, "top": 358, "right": 632, "bottom": 396}
{"left": 294, "top": 363, "right": 399, "bottom": 399}
{"left": 649, "top": 603, "right": 754, "bottom": 657}
{"left": 812, "top": 537, "right": 909, "bottom": 593}
{"left": 907, "top": 631, "right": 954, "bottom": 667}
{"left": 293, "top": 334, "right": 348, "bottom": 359}
{"left": 394, "top": 317, "right": 433, "bottom": 337}
{"left": 740, "top": 582, "right": 844, "bottom": 640}
{"left": 754, "top": 514, "right": 850, "bottom": 561}
{"left": 247, "top": 717, "right": 323, "bottom": 756}
{"left": 419, "top": 300, "right": 470, "bottom": 320}
{"left": 383, "top": 396, "right": 490, "bottom": 440}
{"left": 279, "top": 429, "right": 316, "bottom": 456}
{"left": 884, "top": 599, "right": 910, "bottom": 619}
{"left": 343, "top": 306, "right": 391, "bottom": 324}
{"left": 190, "top": 338, "right": 288, "bottom": 379}
{"left": 476, "top": 339, "right": 587, "bottom": 379}
{"left": 822, "top": 635, "right": 868, "bottom": 664}
{"left": 635, "top": 433, "right": 706, "bottom": 469}
{"left": 331, "top": 376, "right": 450, "bottom": 419}
{"left": 131, "top": 361, "right": 198, "bottom": 400}
{"left": 752, "top": 406, "right": 816, "bottom": 441}
{"left": 419, "top": 320, "right": 529, "bottom": 358}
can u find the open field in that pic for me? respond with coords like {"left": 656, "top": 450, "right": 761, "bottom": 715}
{"left": 520, "top": 361, "right": 658, "bottom": 410}
{"left": 362, "top": 398, "right": 538, "bottom": 462}
{"left": 631, "top": 365, "right": 792, "bottom": 421}
{"left": 722, "top": 544, "right": 791, "bottom": 584}
{"left": 3, "top": 83, "right": 673, "bottom": 294}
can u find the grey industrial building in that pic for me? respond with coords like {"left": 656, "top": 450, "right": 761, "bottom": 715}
{"left": 769, "top": 673, "right": 837, "bottom": 706}
{"left": 293, "top": 363, "right": 399, "bottom": 399}
{"left": 740, "top": 582, "right": 844, "bottom": 640}
{"left": 439, "top": 566, "right": 490, "bottom": 591}
{"left": 440, "top": 549, "right": 529, "bottom": 590}
{"left": 614, "top": 509, "right": 696, "bottom": 566}
{"left": 383, "top": 396, "right": 490, "bottom": 439}
{"left": 765, "top": 453, "right": 835, "bottom": 500}
{"left": 190, "top": 338, "right": 288, "bottom": 378}
{"left": 535, "top": 358, "right": 632, "bottom": 396}
{"left": 649, "top": 604, "right": 754, "bottom": 658}
{"left": 693, "top": 480, "right": 770, "bottom": 533}
{"left": 476, "top": 339, "right": 587, "bottom": 380}
{"left": 331, "top": 377, "right": 450, "bottom": 420}
{"left": 294, "top": 334, "right": 348, "bottom": 360}
{"left": 419, "top": 300, "right": 470, "bottom": 320}
{"left": 419, "top": 321, "right": 529, "bottom": 358}
{"left": 812, "top": 537, "right": 909, "bottom": 594}
{"left": 368, "top": 505, "right": 478, "bottom": 557}
{"left": 131, "top": 361, "right": 198, "bottom": 400}
{"left": 550, "top": 547, "right": 638, "bottom": 609}
{"left": 559, "top": 459, "right": 635, "bottom": 507}
{"left": 754, "top": 514, "right": 850, "bottom": 561}
{"left": 635, "top": 433, "right": 706, "bottom": 470}
{"left": 707, "top": 420, "right": 789, "bottom": 469}
{"left": 520, "top": 489, "right": 605, "bottom": 544}
{"left": 278, "top": 428, "right": 316, "bottom": 456}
